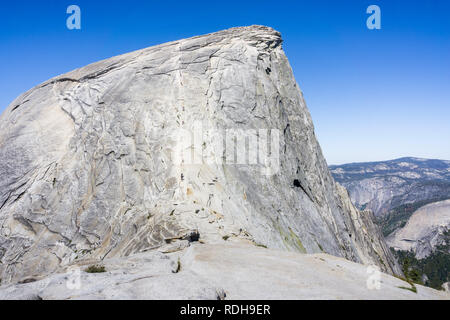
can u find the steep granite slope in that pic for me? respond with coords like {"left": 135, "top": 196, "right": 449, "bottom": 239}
{"left": 0, "top": 26, "right": 400, "bottom": 284}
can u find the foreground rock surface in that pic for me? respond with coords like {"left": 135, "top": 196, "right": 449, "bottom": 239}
{"left": 0, "top": 25, "right": 399, "bottom": 284}
{"left": 0, "top": 243, "right": 446, "bottom": 300}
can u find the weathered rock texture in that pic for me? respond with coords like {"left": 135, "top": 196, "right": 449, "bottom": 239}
{"left": 0, "top": 26, "right": 400, "bottom": 285}
{"left": 0, "top": 243, "right": 446, "bottom": 300}
{"left": 387, "top": 200, "right": 450, "bottom": 259}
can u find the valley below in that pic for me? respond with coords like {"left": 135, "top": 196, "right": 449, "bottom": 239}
{"left": 331, "top": 157, "right": 450, "bottom": 290}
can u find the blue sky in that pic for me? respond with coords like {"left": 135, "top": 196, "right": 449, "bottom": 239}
{"left": 0, "top": 0, "right": 449, "bottom": 164}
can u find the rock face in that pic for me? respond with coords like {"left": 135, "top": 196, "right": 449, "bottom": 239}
{"left": 0, "top": 26, "right": 400, "bottom": 285}
{"left": 330, "top": 157, "right": 450, "bottom": 217}
{"left": 387, "top": 200, "right": 450, "bottom": 259}
{"left": 0, "top": 243, "right": 447, "bottom": 300}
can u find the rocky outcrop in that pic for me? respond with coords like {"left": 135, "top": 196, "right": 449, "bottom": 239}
{"left": 0, "top": 26, "right": 400, "bottom": 285}
{"left": 330, "top": 157, "right": 450, "bottom": 217}
{"left": 0, "top": 243, "right": 446, "bottom": 300}
{"left": 387, "top": 200, "right": 450, "bottom": 259}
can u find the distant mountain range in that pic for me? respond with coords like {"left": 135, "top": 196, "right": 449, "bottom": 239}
{"left": 330, "top": 157, "right": 450, "bottom": 217}
{"left": 330, "top": 157, "right": 450, "bottom": 289}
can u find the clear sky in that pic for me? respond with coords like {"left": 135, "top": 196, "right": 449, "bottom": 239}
{"left": 0, "top": 0, "right": 449, "bottom": 165}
